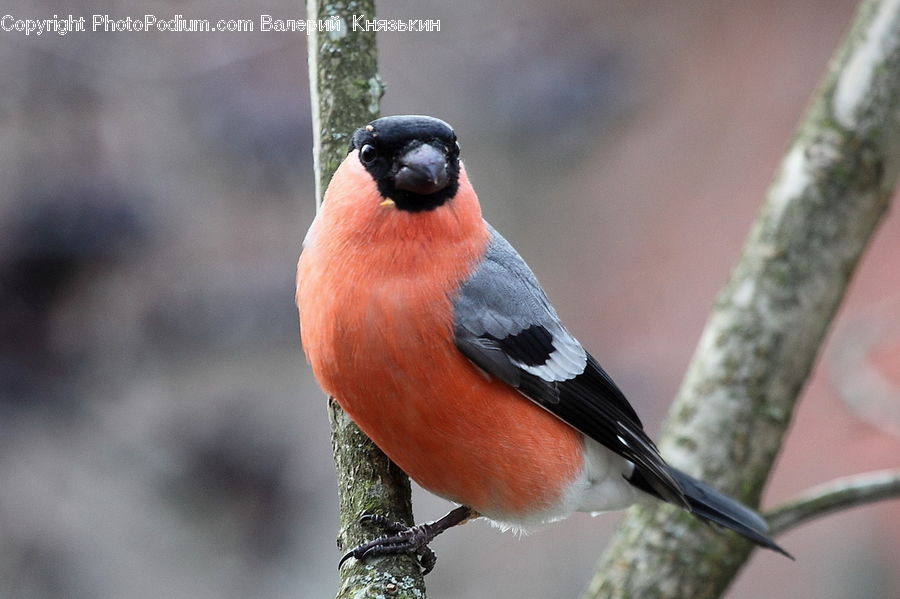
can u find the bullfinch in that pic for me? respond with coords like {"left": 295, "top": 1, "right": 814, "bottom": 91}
{"left": 296, "top": 115, "right": 790, "bottom": 573}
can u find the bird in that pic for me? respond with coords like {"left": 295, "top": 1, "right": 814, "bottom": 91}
{"left": 296, "top": 114, "right": 790, "bottom": 573}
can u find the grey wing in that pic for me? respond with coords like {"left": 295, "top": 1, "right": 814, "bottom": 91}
{"left": 452, "top": 225, "right": 688, "bottom": 508}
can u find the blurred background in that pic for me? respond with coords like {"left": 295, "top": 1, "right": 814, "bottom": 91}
{"left": 1, "top": 0, "right": 898, "bottom": 597}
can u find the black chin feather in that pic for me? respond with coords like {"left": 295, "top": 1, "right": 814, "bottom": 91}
{"left": 379, "top": 178, "right": 459, "bottom": 213}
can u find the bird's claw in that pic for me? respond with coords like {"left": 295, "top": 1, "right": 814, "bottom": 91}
{"left": 338, "top": 513, "right": 439, "bottom": 574}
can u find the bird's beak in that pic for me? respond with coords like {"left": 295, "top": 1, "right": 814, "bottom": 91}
{"left": 393, "top": 144, "right": 449, "bottom": 195}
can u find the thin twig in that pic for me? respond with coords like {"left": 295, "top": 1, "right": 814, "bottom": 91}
{"left": 766, "top": 470, "right": 900, "bottom": 536}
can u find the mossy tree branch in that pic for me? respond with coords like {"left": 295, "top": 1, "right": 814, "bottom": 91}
{"left": 584, "top": 0, "right": 900, "bottom": 597}
{"left": 306, "top": 2, "right": 426, "bottom": 597}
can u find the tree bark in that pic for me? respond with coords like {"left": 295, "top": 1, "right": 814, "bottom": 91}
{"left": 306, "top": 3, "right": 427, "bottom": 597}
{"left": 584, "top": 0, "right": 900, "bottom": 597}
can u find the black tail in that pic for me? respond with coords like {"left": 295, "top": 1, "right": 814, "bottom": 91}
{"left": 630, "top": 466, "right": 793, "bottom": 559}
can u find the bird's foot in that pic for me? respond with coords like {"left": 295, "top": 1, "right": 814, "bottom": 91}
{"left": 339, "top": 514, "right": 439, "bottom": 573}
{"left": 338, "top": 505, "right": 475, "bottom": 575}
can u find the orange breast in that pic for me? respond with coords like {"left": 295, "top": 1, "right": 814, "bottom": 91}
{"left": 297, "top": 157, "right": 583, "bottom": 520}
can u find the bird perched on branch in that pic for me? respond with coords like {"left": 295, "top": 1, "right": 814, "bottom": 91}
{"left": 296, "top": 115, "right": 790, "bottom": 573}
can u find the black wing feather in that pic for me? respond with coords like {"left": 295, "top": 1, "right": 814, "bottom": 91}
{"left": 455, "top": 326, "right": 688, "bottom": 509}
{"left": 521, "top": 354, "right": 686, "bottom": 508}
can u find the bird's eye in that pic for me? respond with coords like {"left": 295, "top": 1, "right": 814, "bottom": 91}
{"left": 359, "top": 144, "right": 377, "bottom": 165}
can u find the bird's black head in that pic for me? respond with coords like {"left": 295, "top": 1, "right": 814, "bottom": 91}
{"left": 350, "top": 115, "right": 460, "bottom": 213}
